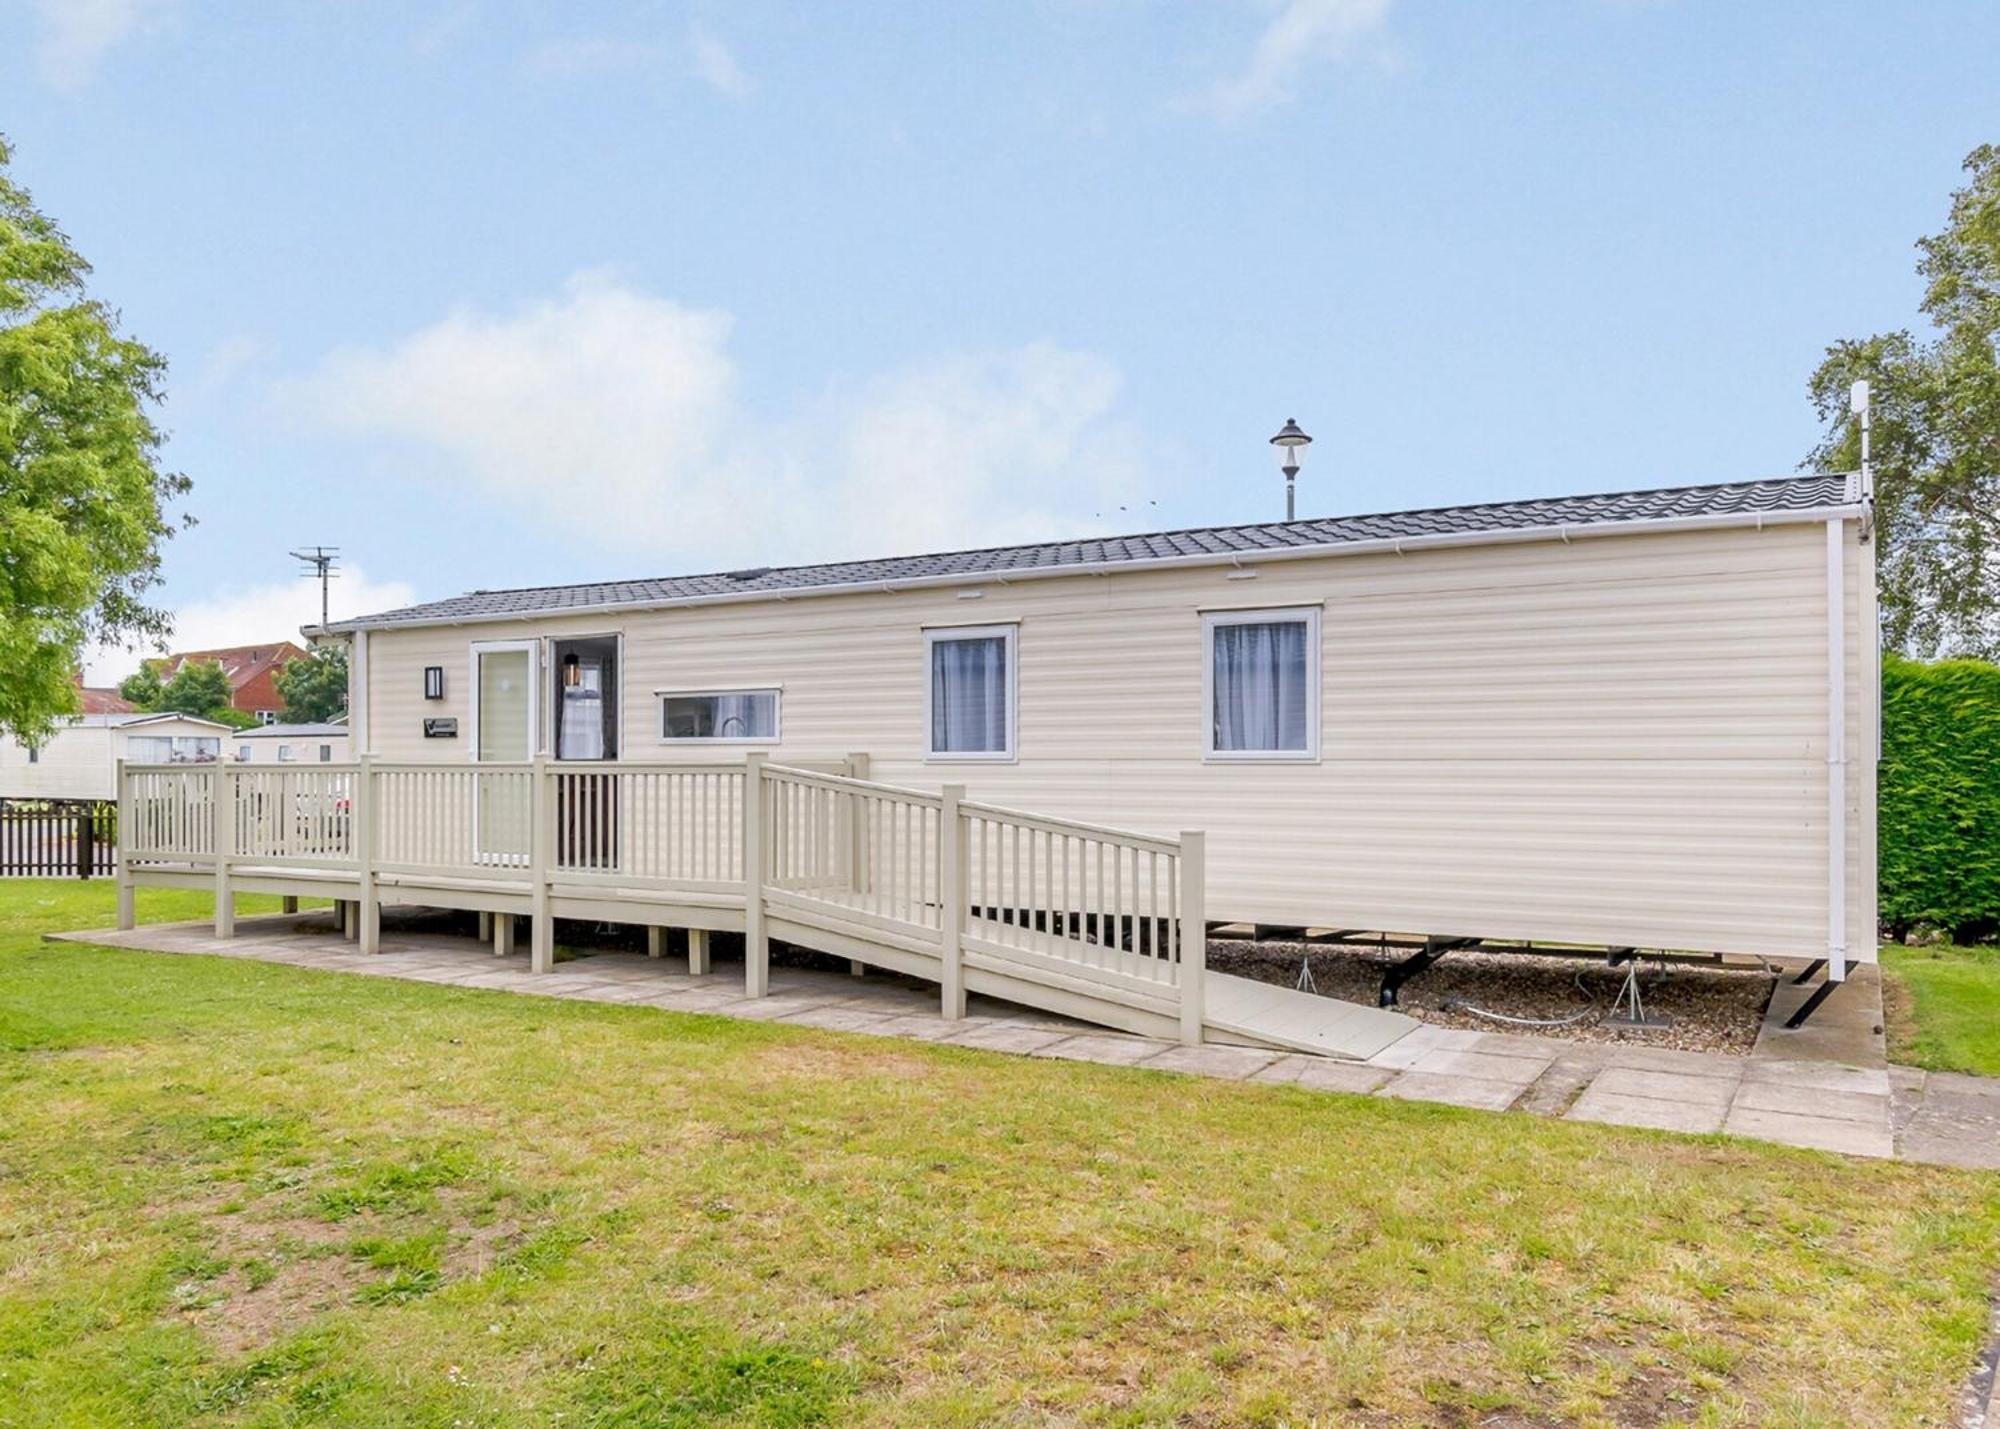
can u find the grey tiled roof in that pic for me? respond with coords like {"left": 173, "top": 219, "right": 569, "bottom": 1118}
{"left": 328, "top": 472, "right": 1858, "bottom": 632}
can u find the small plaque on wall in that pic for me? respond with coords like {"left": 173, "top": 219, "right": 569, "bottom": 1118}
{"left": 423, "top": 718, "right": 458, "bottom": 738}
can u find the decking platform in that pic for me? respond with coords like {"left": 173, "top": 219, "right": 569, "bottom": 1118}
{"left": 114, "top": 756, "right": 1420, "bottom": 1058}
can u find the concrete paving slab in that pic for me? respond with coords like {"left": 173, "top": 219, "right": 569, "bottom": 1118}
{"left": 1597, "top": 1045, "right": 1748, "bottom": 1079}
{"left": 1363, "top": 1024, "right": 1482, "bottom": 1070}
{"left": 1139, "top": 1044, "right": 1282, "bottom": 1081}
{"left": 1587, "top": 1065, "right": 1742, "bottom": 1107}
{"left": 1722, "top": 1105, "right": 1894, "bottom": 1159}
{"left": 1740, "top": 1059, "right": 1891, "bottom": 1095}
{"left": 940, "top": 1023, "right": 1075, "bottom": 1055}
{"left": 1033, "top": 1035, "right": 1174, "bottom": 1067}
{"left": 1566, "top": 1088, "right": 1728, "bottom": 1134}
{"left": 1730, "top": 1079, "right": 1892, "bottom": 1125}
{"left": 774, "top": 1006, "right": 898, "bottom": 1033}
{"left": 1253, "top": 1054, "right": 1395, "bottom": 1095}
{"left": 1378, "top": 1071, "right": 1525, "bottom": 1112}
{"left": 1406, "top": 1048, "right": 1554, "bottom": 1084}
{"left": 1753, "top": 965, "right": 1886, "bottom": 1067}
{"left": 862, "top": 1014, "right": 973, "bottom": 1042}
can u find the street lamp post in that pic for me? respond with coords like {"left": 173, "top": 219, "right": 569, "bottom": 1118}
{"left": 1269, "top": 418, "right": 1311, "bottom": 521}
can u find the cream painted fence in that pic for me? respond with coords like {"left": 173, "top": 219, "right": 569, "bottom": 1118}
{"left": 116, "top": 755, "right": 1207, "bottom": 1041}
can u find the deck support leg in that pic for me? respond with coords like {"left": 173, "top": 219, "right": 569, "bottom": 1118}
{"left": 743, "top": 755, "right": 768, "bottom": 999}
{"left": 495, "top": 914, "right": 515, "bottom": 958}
{"left": 530, "top": 755, "right": 554, "bottom": 974}
{"left": 116, "top": 872, "right": 135, "bottom": 931}
{"left": 1791, "top": 957, "right": 1828, "bottom": 986}
{"left": 356, "top": 757, "right": 379, "bottom": 954}
{"left": 1178, "top": 831, "right": 1206, "bottom": 1045}
{"left": 214, "top": 764, "right": 236, "bottom": 938}
{"left": 647, "top": 926, "right": 664, "bottom": 959}
{"left": 478, "top": 911, "right": 493, "bottom": 942}
{"left": 850, "top": 960, "right": 865, "bottom": 978}
{"left": 939, "top": 784, "right": 966, "bottom": 1019}
{"left": 282, "top": 895, "right": 298, "bottom": 914}
{"left": 687, "top": 928, "right": 710, "bottom": 976}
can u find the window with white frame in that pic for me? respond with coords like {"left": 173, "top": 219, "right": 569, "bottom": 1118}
{"left": 278, "top": 745, "right": 294, "bottom": 762}
{"left": 659, "top": 689, "right": 779, "bottom": 742}
{"left": 1204, "top": 607, "right": 1319, "bottom": 759}
{"left": 926, "top": 625, "right": 1015, "bottom": 760}
{"left": 238, "top": 744, "right": 251, "bottom": 762}
{"left": 319, "top": 744, "right": 333, "bottom": 762}
{"left": 256, "top": 710, "right": 277, "bottom": 726}
{"left": 128, "top": 735, "right": 222, "bottom": 764}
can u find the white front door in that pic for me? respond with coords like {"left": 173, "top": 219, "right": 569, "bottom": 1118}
{"left": 472, "top": 642, "right": 536, "bottom": 863}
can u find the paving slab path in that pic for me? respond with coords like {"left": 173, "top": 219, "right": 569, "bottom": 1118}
{"left": 46, "top": 913, "right": 2000, "bottom": 1168}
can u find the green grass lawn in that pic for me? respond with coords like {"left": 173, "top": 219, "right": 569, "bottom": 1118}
{"left": 2, "top": 884, "right": 1997, "bottom": 1427}
{"left": 1881, "top": 942, "right": 2000, "bottom": 1077}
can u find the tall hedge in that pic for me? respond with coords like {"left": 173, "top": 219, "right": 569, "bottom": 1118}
{"left": 1879, "top": 654, "right": 2000, "bottom": 943}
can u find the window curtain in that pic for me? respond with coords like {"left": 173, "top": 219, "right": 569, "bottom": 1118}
{"left": 711, "top": 693, "right": 774, "bottom": 738}
{"left": 1211, "top": 621, "right": 1309, "bottom": 752}
{"left": 932, "top": 636, "right": 1008, "bottom": 753}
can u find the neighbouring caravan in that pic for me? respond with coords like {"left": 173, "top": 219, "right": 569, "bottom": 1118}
{"left": 314, "top": 472, "right": 1877, "bottom": 974}
{"left": 230, "top": 723, "right": 352, "bottom": 766}
{"left": 0, "top": 713, "right": 232, "bottom": 801}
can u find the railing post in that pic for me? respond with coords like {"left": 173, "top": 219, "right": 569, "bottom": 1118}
{"left": 75, "top": 801, "right": 94, "bottom": 880}
{"left": 844, "top": 751, "right": 869, "bottom": 894}
{"left": 530, "top": 756, "right": 554, "bottom": 973}
{"left": 939, "top": 783, "right": 966, "bottom": 1019}
{"left": 743, "top": 753, "right": 768, "bottom": 998}
{"left": 356, "top": 756, "right": 380, "bottom": 954}
{"left": 1178, "top": 831, "right": 1206, "bottom": 1046}
{"left": 114, "top": 759, "right": 134, "bottom": 930}
{"left": 214, "top": 764, "right": 236, "bottom": 938}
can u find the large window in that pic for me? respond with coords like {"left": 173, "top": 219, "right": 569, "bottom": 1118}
{"left": 1204, "top": 608, "right": 1319, "bottom": 760}
{"left": 660, "top": 690, "right": 779, "bottom": 742}
{"left": 128, "top": 735, "right": 222, "bottom": 764}
{"left": 926, "top": 625, "right": 1015, "bottom": 760}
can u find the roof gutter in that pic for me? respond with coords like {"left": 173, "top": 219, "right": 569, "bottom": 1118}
{"left": 311, "top": 501, "right": 1871, "bottom": 637}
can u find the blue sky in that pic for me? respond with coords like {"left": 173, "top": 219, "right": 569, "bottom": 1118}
{"left": 2, "top": 1, "right": 1994, "bottom": 672}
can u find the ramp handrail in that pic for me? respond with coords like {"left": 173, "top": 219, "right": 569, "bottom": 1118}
{"left": 116, "top": 754, "right": 1207, "bottom": 1043}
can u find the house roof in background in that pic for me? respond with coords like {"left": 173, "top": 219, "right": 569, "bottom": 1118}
{"left": 237, "top": 723, "right": 349, "bottom": 738}
{"left": 156, "top": 642, "right": 305, "bottom": 691}
{"left": 72, "top": 713, "right": 233, "bottom": 730}
{"left": 321, "top": 471, "right": 1863, "bottom": 634}
{"left": 74, "top": 683, "right": 133, "bottom": 714}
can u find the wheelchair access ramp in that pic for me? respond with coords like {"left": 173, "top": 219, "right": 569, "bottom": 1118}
{"left": 1203, "top": 972, "right": 1421, "bottom": 1060}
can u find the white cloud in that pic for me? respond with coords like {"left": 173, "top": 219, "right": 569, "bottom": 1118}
{"left": 81, "top": 566, "right": 419, "bottom": 685}
{"left": 690, "top": 24, "right": 751, "bottom": 99}
{"left": 281, "top": 272, "right": 1146, "bottom": 571}
{"left": 1189, "top": 0, "right": 1393, "bottom": 118}
{"left": 521, "top": 35, "right": 662, "bottom": 80}
{"left": 32, "top": 0, "right": 171, "bottom": 90}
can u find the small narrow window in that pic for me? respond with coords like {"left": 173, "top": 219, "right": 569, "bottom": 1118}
{"left": 238, "top": 745, "right": 251, "bottom": 762}
{"left": 659, "top": 690, "right": 779, "bottom": 742}
{"left": 278, "top": 745, "right": 294, "bottom": 762}
{"left": 926, "top": 625, "right": 1016, "bottom": 760}
{"left": 26, "top": 745, "right": 39, "bottom": 764}
{"left": 1205, "top": 608, "right": 1319, "bottom": 760}
{"left": 319, "top": 744, "right": 332, "bottom": 762}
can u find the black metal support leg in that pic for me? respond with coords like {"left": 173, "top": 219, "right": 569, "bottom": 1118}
{"left": 1377, "top": 936, "right": 1475, "bottom": 1007}
{"left": 1784, "top": 977, "right": 1841, "bottom": 1030}
{"left": 1791, "top": 958, "right": 1827, "bottom": 986}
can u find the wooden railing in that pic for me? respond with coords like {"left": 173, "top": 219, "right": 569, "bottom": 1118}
{"left": 116, "top": 754, "right": 1206, "bottom": 1042}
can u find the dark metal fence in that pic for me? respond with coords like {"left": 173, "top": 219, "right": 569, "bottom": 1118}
{"left": 0, "top": 799, "right": 117, "bottom": 878}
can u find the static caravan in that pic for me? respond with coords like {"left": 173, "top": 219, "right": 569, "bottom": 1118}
{"left": 321, "top": 472, "right": 1875, "bottom": 973}
{"left": 231, "top": 723, "right": 352, "bottom": 766}
{"left": 0, "top": 713, "right": 232, "bottom": 801}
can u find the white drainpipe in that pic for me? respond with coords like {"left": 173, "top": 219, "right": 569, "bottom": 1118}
{"left": 1825, "top": 516, "right": 1847, "bottom": 982}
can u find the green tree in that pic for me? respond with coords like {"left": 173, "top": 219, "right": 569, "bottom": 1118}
{"left": 275, "top": 644, "right": 349, "bottom": 723}
{"left": 116, "top": 663, "right": 163, "bottom": 710}
{"left": 156, "top": 659, "right": 231, "bottom": 718}
{"left": 0, "top": 136, "right": 188, "bottom": 746}
{"left": 1807, "top": 145, "right": 2000, "bottom": 659}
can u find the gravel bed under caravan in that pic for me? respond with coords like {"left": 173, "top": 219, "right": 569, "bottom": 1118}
{"left": 1208, "top": 939, "right": 1778, "bottom": 1054}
